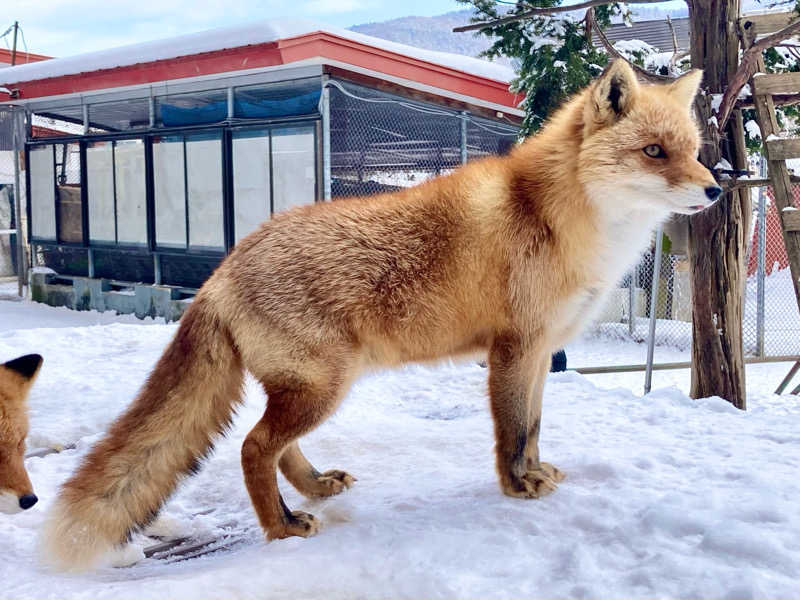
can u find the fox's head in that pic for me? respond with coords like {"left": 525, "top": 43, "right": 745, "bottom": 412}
{"left": 577, "top": 60, "right": 721, "bottom": 216}
{"left": 0, "top": 354, "right": 42, "bottom": 514}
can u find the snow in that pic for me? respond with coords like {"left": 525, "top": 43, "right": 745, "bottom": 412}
{"left": 714, "top": 158, "right": 733, "bottom": 171}
{"left": 612, "top": 39, "right": 657, "bottom": 54}
{"left": 738, "top": 83, "right": 751, "bottom": 99}
{"left": 711, "top": 93, "right": 723, "bottom": 113}
{"left": 2, "top": 298, "right": 800, "bottom": 599}
{"left": 745, "top": 119, "right": 762, "bottom": 139}
{"left": 0, "top": 19, "right": 514, "bottom": 88}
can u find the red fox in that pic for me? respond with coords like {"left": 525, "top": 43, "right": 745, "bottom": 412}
{"left": 0, "top": 354, "right": 42, "bottom": 514}
{"left": 43, "top": 60, "right": 720, "bottom": 569}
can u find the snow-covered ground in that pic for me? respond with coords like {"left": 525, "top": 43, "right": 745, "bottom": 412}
{"left": 1, "top": 298, "right": 799, "bottom": 599}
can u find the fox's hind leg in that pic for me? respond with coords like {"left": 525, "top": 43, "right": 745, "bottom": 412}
{"left": 279, "top": 441, "right": 356, "bottom": 498}
{"left": 241, "top": 362, "right": 354, "bottom": 540}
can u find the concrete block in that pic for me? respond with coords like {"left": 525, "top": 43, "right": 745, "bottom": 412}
{"left": 105, "top": 291, "right": 136, "bottom": 315}
{"left": 88, "top": 279, "right": 111, "bottom": 312}
{"left": 166, "top": 298, "right": 192, "bottom": 322}
{"left": 71, "top": 277, "right": 91, "bottom": 311}
{"left": 135, "top": 284, "right": 179, "bottom": 319}
{"left": 40, "top": 284, "right": 75, "bottom": 309}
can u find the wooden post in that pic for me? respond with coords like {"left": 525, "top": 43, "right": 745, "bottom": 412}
{"left": 687, "top": 0, "right": 749, "bottom": 409}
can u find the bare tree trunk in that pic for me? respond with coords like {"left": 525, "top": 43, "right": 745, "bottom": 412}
{"left": 687, "top": 0, "right": 750, "bottom": 409}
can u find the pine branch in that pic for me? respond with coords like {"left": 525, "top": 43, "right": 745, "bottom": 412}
{"left": 453, "top": 0, "right": 675, "bottom": 32}
{"left": 586, "top": 8, "right": 674, "bottom": 82}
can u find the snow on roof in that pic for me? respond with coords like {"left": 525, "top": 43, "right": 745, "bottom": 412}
{"left": 0, "top": 19, "right": 515, "bottom": 87}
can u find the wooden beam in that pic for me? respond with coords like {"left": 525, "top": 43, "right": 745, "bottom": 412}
{"left": 766, "top": 138, "right": 800, "bottom": 160}
{"left": 752, "top": 72, "right": 800, "bottom": 97}
{"left": 783, "top": 209, "right": 800, "bottom": 232}
{"left": 739, "top": 11, "right": 800, "bottom": 37}
{"left": 752, "top": 89, "right": 800, "bottom": 315}
{"left": 736, "top": 94, "right": 800, "bottom": 110}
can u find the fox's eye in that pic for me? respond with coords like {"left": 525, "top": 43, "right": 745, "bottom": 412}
{"left": 643, "top": 144, "right": 667, "bottom": 158}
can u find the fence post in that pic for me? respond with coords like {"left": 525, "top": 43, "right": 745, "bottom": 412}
{"left": 12, "top": 107, "right": 27, "bottom": 297}
{"left": 460, "top": 112, "right": 468, "bottom": 165}
{"left": 756, "top": 156, "right": 767, "bottom": 358}
{"left": 644, "top": 226, "right": 663, "bottom": 394}
{"left": 628, "top": 266, "right": 636, "bottom": 337}
{"left": 321, "top": 78, "right": 332, "bottom": 201}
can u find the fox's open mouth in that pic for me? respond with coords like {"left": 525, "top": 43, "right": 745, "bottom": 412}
{"left": 689, "top": 204, "right": 706, "bottom": 211}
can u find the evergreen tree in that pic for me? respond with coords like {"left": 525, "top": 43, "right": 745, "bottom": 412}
{"left": 456, "top": 0, "right": 617, "bottom": 135}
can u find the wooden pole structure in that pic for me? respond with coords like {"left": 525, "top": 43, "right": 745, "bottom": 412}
{"left": 687, "top": 0, "right": 750, "bottom": 409}
{"left": 10, "top": 21, "right": 19, "bottom": 66}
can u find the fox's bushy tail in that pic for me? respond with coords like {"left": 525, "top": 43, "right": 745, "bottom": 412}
{"left": 41, "top": 297, "right": 244, "bottom": 570}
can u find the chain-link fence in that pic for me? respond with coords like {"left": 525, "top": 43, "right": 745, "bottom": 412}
{"left": 591, "top": 253, "right": 694, "bottom": 352}
{"left": 742, "top": 179, "right": 800, "bottom": 357}
{"left": 327, "top": 80, "right": 518, "bottom": 197}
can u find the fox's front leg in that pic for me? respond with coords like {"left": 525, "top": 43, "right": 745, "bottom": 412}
{"left": 488, "top": 334, "right": 565, "bottom": 498}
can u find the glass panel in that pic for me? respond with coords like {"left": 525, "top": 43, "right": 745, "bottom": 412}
{"left": 87, "top": 141, "right": 116, "bottom": 243}
{"left": 56, "top": 142, "right": 83, "bottom": 244}
{"left": 31, "top": 106, "right": 84, "bottom": 138}
{"left": 29, "top": 145, "right": 56, "bottom": 240}
{"left": 90, "top": 98, "right": 151, "bottom": 132}
{"left": 156, "top": 90, "right": 228, "bottom": 127}
{"left": 186, "top": 134, "right": 224, "bottom": 250}
{"left": 271, "top": 126, "right": 316, "bottom": 214}
{"left": 234, "top": 77, "right": 321, "bottom": 119}
{"left": 232, "top": 130, "right": 270, "bottom": 242}
{"left": 153, "top": 137, "right": 186, "bottom": 249}
{"left": 114, "top": 140, "right": 147, "bottom": 245}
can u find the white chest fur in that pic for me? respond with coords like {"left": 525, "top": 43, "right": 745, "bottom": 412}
{"left": 551, "top": 205, "right": 669, "bottom": 345}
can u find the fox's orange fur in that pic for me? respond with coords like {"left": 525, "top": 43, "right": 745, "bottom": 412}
{"left": 0, "top": 354, "right": 42, "bottom": 514}
{"left": 42, "top": 61, "right": 719, "bottom": 570}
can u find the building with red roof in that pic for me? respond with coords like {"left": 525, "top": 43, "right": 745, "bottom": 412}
{"left": 0, "top": 20, "right": 521, "bottom": 314}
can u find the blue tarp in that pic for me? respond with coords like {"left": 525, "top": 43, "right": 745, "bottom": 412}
{"left": 159, "top": 90, "right": 321, "bottom": 127}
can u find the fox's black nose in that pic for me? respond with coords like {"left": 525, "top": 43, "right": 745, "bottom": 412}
{"left": 705, "top": 185, "right": 723, "bottom": 201}
{"left": 19, "top": 494, "right": 37, "bottom": 510}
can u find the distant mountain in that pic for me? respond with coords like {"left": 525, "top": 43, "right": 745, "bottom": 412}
{"left": 349, "top": 1, "right": 776, "bottom": 59}
{"left": 350, "top": 10, "right": 499, "bottom": 62}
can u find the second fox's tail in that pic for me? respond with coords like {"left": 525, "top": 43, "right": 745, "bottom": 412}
{"left": 41, "top": 297, "right": 244, "bottom": 570}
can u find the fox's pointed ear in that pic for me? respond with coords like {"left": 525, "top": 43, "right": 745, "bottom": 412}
{"left": 668, "top": 69, "right": 703, "bottom": 109}
{"left": 587, "top": 59, "right": 640, "bottom": 130}
{"left": 2, "top": 354, "right": 43, "bottom": 380}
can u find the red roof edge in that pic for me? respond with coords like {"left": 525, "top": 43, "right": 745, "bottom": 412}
{"left": 0, "top": 48, "right": 51, "bottom": 65}
{"left": 2, "top": 32, "right": 521, "bottom": 110}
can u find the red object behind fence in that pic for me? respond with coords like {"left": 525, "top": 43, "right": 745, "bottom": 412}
{"left": 747, "top": 185, "right": 800, "bottom": 276}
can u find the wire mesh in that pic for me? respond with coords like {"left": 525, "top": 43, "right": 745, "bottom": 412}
{"left": 327, "top": 80, "right": 517, "bottom": 198}
{"left": 743, "top": 181, "right": 800, "bottom": 357}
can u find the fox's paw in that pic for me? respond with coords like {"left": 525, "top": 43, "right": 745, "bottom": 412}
{"left": 502, "top": 463, "right": 565, "bottom": 499}
{"left": 538, "top": 462, "right": 566, "bottom": 483}
{"left": 313, "top": 470, "right": 356, "bottom": 497}
{"left": 268, "top": 511, "right": 321, "bottom": 540}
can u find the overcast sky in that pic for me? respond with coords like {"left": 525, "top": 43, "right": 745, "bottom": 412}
{"left": 4, "top": 0, "right": 467, "bottom": 58}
